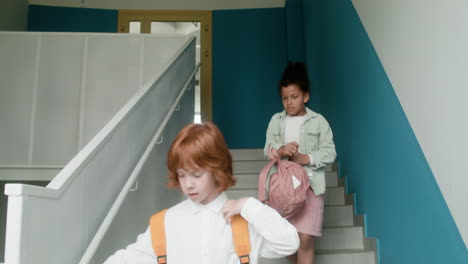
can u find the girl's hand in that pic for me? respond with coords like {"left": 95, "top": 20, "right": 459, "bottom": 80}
{"left": 290, "top": 152, "right": 310, "bottom": 166}
{"left": 221, "top": 198, "right": 248, "bottom": 223}
{"left": 268, "top": 148, "right": 280, "bottom": 160}
{"left": 278, "top": 142, "right": 300, "bottom": 157}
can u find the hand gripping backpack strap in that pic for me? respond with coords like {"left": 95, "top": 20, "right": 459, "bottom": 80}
{"left": 150, "top": 209, "right": 168, "bottom": 264}
{"left": 230, "top": 215, "right": 251, "bottom": 264}
{"left": 258, "top": 159, "right": 278, "bottom": 202}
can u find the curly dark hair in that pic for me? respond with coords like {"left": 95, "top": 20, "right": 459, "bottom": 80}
{"left": 278, "top": 62, "right": 310, "bottom": 96}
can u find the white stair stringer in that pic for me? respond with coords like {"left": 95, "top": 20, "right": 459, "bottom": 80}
{"left": 229, "top": 149, "right": 377, "bottom": 264}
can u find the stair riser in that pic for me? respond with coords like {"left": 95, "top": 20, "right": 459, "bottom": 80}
{"left": 324, "top": 187, "right": 345, "bottom": 206}
{"left": 258, "top": 251, "right": 375, "bottom": 264}
{"left": 323, "top": 205, "right": 354, "bottom": 227}
{"left": 316, "top": 252, "right": 375, "bottom": 264}
{"left": 233, "top": 161, "right": 268, "bottom": 174}
{"left": 230, "top": 149, "right": 265, "bottom": 161}
{"left": 316, "top": 227, "right": 365, "bottom": 250}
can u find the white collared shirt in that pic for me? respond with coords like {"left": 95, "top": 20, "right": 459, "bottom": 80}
{"left": 285, "top": 115, "right": 315, "bottom": 165}
{"left": 104, "top": 192, "right": 299, "bottom": 264}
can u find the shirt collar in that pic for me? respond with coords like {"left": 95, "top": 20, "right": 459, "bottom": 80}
{"left": 185, "top": 192, "right": 227, "bottom": 215}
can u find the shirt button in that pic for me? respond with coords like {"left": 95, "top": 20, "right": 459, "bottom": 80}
{"left": 308, "top": 173, "right": 313, "bottom": 176}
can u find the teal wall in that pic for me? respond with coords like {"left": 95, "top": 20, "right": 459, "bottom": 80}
{"left": 212, "top": 8, "right": 287, "bottom": 149}
{"left": 300, "top": 0, "right": 468, "bottom": 263}
{"left": 28, "top": 5, "right": 117, "bottom": 32}
{"left": 284, "top": 0, "right": 305, "bottom": 62}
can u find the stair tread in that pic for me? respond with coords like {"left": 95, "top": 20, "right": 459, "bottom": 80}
{"left": 316, "top": 249, "right": 375, "bottom": 255}
{"left": 321, "top": 226, "right": 363, "bottom": 230}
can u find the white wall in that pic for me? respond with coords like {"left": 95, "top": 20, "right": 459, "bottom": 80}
{"left": 29, "top": 0, "right": 285, "bottom": 10}
{"left": 352, "top": 0, "right": 468, "bottom": 248}
{"left": 0, "top": 32, "right": 188, "bottom": 167}
{"left": 0, "top": 0, "right": 28, "bottom": 31}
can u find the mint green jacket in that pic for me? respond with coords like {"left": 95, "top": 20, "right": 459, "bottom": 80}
{"left": 264, "top": 107, "right": 337, "bottom": 195}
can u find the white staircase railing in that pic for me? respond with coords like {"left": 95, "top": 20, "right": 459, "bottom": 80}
{"left": 4, "top": 35, "right": 197, "bottom": 264}
{"left": 80, "top": 61, "right": 200, "bottom": 263}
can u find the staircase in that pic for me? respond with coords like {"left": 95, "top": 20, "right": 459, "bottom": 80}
{"left": 227, "top": 149, "right": 377, "bottom": 264}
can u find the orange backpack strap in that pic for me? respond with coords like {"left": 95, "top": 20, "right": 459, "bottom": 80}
{"left": 230, "top": 215, "right": 251, "bottom": 264}
{"left": 150, "top": 209, "right": 251, "bottom": 264}
{"left": 150, "top": 209, "right": 168, "bottom": 264}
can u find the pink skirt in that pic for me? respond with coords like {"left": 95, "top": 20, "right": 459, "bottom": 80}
{"left": 287, "top": 187, "right": 324, "bottom": 237}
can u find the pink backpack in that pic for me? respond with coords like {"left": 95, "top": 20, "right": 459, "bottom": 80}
{"left": 258, "top": 149, "right": 310, "bottom": 219}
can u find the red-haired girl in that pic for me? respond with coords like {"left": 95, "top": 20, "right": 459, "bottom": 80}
{"left": 105, "top": 122, "right": 299, "bottom": 264}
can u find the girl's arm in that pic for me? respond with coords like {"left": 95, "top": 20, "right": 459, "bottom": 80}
{"left": 305, "top": 116, "right": 337, "bottom": 169}
{"left": 103, "top": 227, "right": 156, "bottom": 263}
{"left": 222, "top": 198, "right": 300, "bottom": 258}
{"left": 264, "top": 114, "right": 283, "bottom": 158}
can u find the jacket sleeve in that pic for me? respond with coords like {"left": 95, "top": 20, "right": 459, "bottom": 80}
{"left": 241, "top": 198, "right": 300, "bottom": 258}
{"left": 103, "top": 227, "right": 157, "bottom": 263}
{"left": 307, "top": 116, "right": 337, "bottom": 169}
{"left": 264, "top": 114, "right": 283, "bottom": 158}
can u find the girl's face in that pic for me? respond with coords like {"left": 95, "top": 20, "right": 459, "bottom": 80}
{"left": 177, "top": 168, "right": 220, "bottom": 205}
{"left": 281, "top": 84, "right": 309, "bottom": 116}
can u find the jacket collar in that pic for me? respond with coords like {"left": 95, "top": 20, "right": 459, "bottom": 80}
{"left": 278, "top": 106, "right": 319, "bottom": 120}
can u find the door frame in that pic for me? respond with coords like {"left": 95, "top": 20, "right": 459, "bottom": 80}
{"left": 118, "top": 10, "right": 212, "bottom": 122}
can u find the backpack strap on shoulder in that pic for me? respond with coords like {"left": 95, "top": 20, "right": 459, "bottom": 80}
{"left": 230, "top": 215, "right": 251, "bottom": 264}
{"left": 150, "top": 209, "right": 168, "bottom": 264}
{"left": 150, "top": 209, "right": 251, "bottom": 264}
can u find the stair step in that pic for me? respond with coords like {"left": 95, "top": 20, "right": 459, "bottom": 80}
{"left": 233, "top": 173, "right": 259, "bottom": 189}
{"left": 324, "top": 187, "right": 345, "bottom": 206}
{"left": 316, "top": 226, "right": 365, "bottom": 250}
{"left": 323, "top": 205, "right": 354, "bottom": 227}
{"left": 233, "top": 171, "right": 340, "bottom": 189}
{"left": 233, "top": 160, "right": 268, "bottom": 174}
{"left": 325, "top": 163, "right": 334, "bottom": 172}
{"left": 233, "top": 160, "right": 335, "bottom": 174}
{"left": 226, "top": 187, "right": 346, "bottom": 206}
{"left": 258, "top": 259, "right": 291, "bottom": 264}
{"left": 258, "top": 250, "right": 374, "bottom": 264}
{"left": 325, "top": 171, "right": 339, "bottom": 187}
{"left": 225, "top": 189, "right": 257, "bottom": 199}
{"left": 316, "top": 250, "right": 375, "bottom": 264}
{"left": 230, "top": 149, "right": 265, "bottom": 161}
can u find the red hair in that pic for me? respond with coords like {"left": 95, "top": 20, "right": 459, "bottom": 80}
{"left": 166, "top": 122, "right": 235, "bottom": 191}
